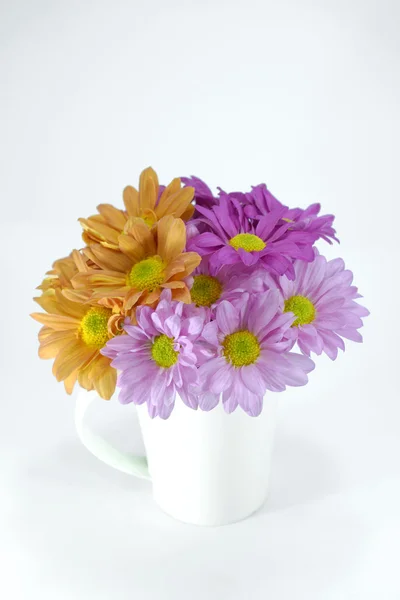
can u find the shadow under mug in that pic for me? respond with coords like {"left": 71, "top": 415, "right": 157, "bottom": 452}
{"left": 75, "top": 389, "right": 278, "bottom": 526}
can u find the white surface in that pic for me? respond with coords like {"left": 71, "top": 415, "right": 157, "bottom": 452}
{"left": 137, "top": 393, "right": 277, "bottom": 526}
{"left": 1, "top": 0, "right": 399, "bottom": 597}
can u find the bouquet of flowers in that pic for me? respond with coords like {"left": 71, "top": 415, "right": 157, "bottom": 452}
{"left": 31, "top": 168, "right": 368, "bottom": 419}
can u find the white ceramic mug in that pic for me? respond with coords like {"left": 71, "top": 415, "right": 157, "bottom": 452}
{"left": 75, "top": 390, "right": 278, "bottom": 526}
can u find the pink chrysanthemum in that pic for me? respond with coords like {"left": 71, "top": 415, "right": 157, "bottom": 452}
{"left": 102, "top": 290, "right": 208, "bottom": 419}
{"left": 277, "top": 253, "right": 369, "bottom": 359}
{"left": 189, "top": 258, "right": 268, "bottom": 310}
{"left": 188, "top": 194, "right": 319, "bottom": 279}
{"left": 195, "top": 291, "right": 315, "bottom": 417}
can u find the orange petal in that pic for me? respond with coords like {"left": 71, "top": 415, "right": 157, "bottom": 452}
{"left": 72, "top": 271, "right": 126, "bottom": 289}
{"left": 63, "top": 371, "right": 78, "bottom": 394}
{"left": 97, "top": 204, "right": 127, "bottom": 230}
{"left": 93, "top": 362, "right": 116, "bottom": 400}
{"left": 171, "top": 285, "right": 191, "bottom": 303}
{"left": 118, "top": 232, "right": 146, "bottom": 263}
{"left": 62, "top": 288, "right": 92, "bottom": 303}
{"left": 38, "top": 326, "right": 53, "bottom": 342}
{"left": 77, "top": 364, "right": 94, "bottom": 391}
{"left": 155, "top": 187, "right": 194, "bottom": 219}
{"left": 39, "top": 330, "right": 76, "bottom": 359}
{"left": 83, "top": 245, "right": 131, "bottom": 273}
{"left": 161, "top": 281, "right": 186, "bottom": 289}
{"left": 34, "top": 291, "right": 64, "bottom": 315}
{"left": 78, "top": 218, "right": 120, "bottom": 246}
{"left": 89, "top": 287, "right": 130, "bottom": 300}
{"left": 54, "top": 289, "right": 87, "bottom": 319}
{"left": 164, "top": 257, "right": 186, "bottom": 279}
{"left": 181, "top": 203, "right": 195, "bottom": 221}
{"left": 156, "top": 216, "right": 186, "bottom": 262}
{"left": 123, "top": 185, "right": 140, "bottom": 217}
{"left": 171, "top": 252, "right": 201, "bottom": 280}
{"left": 139, "top": 167, "right": 159, "bottom": 211}
{"left": 72, "top": 249, "right": 90, "bottom": 273}
{"left": 124, "top": 289, "right": 145, "bottom": 311}
{"left": 125, "top": 218, "right": 156, "bottom": 255}
{"left": 52, "top": 339, "right": 97, "bottom": 382}
{"left": 158, "top": 178, "right": 181, "bottom": 204}
{"left": 31, "top": 312, "right": 80, "bottom": 330}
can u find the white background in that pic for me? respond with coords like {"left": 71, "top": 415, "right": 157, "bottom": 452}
{"left": 1, "top": 0, "right": 400, "bottom": 598}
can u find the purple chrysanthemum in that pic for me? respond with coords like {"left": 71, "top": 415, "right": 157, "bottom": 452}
{"left": 181, "top": 176, "right": 217, "bottom": 211}
{"left": 277, "top": 253, "right": 369, "bottom": 359}
{"left": 243, "top": 184, "right": 339, "bottom": 245}
{"left": 187, "top": 193, "right": 318, "bottom": 279}
{"left": 194, "top": 291, "right": 315, "bottom": 417}
{"left": 101, "top": 290, "right": 208, "bottom": 419}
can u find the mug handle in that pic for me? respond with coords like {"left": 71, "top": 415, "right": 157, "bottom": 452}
{"left": 75, "top": 388, "right": 151, "bottom": 480}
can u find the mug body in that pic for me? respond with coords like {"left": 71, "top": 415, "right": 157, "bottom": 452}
{"left": 137, "top": 395, "right": 278, "bottom": 526}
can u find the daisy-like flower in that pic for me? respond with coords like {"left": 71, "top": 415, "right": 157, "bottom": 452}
{"left": 80, "top": 167, "right": 195, "bottom": 249}
{"left": 243, "top": 184, "right": 338, "bottom": 245}
{"left": 31, "top": 289, "right": 117, "bottom": 399}
{"left": 102, "top": 290, "right": 208, "bottom": 419}
{"left": 196, "top": 291, "right": 315, "bottom": 416}
{"left": 190, "top": 258, "right": 271, "bottom": 309}
{"left": 37, "top": 253, "right": 79, "bottom": 293}
{"left": 71, "top": 215, "right": 201, "bottom": 317}
{"left": 277, "top": 253, "right": 369, "bottom": 359}
{"left": 188, "top": 193, "right": 318, "bottom": 279}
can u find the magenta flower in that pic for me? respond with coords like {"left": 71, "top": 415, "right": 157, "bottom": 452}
{"left": 195, "top": 291, "right": 315, "bottom": 417}
{"left": 243, "top": 184, "right": 338, "bottom": 245}
{"left": 101, "top": 290, "right": 208, "bottom": 419}
{"left": 277, "top": 253, "right": 369, "bottom": 359}
{"left": 181, "top": 176, "right": 217, "bottom": 211}
{"left": 188, "top": 194, "right": 318, "bottom": 279}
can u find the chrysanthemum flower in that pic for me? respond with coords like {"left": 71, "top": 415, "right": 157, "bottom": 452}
{"left": 102, "top": 290, "right": 208, "bottom": 419}
{"left": 196, "top": 291, "right": 315, "bottom": 416}
{"left": 80, "top": 167, "right": 195, "bottom": 249}
{"left": 31, "top": 289, "right": 117, "bottom": 399}
{"left": 188, "top": 194, "right": 318, "bottom": 279}
{"left": 243, "top": 184, "right": 338, "bottom": 245}
{"left": 190, "top": 258, "right": 270, "bottom": 309}
{"left": 37, "top": 253, "right": 79, "bottom": 293}
{"left": 183, "top": 177, "right": 338, "bottom": 245}
{"left": 277, "top": 253, "right": 369, "bottom": 359}
{"left": 71, "top": 215, "right": 201, "bottom": 316}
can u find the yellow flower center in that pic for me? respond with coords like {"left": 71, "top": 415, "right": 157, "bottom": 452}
{"left": 80, "top": 307, "right": 111, "bottom": 349}
{"left": 191, "top": 274, "right": 223, "bottom": 307}
{"left": 141, "top": 213, "right": 156, "bottom": 228}
{"left": 151, "top": 334, "right": 178, "bottom": 368}
{"left": 222, "top": 330, "right": 261, "bottom": 367}
{"left": 229, "top": 233, "right": 266, "bottom": 252}
{"left": 284, "top": 295, "right": 316, "bottom": 326}
{"left": 127, "top": 256, "right": 165, "bottom": 291}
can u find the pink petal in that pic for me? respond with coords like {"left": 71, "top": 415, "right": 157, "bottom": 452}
{"left": 216, "top": 300, "right": 239, "bottom": 335}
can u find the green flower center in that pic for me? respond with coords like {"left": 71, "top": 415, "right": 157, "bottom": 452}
{"left": 151, "top": 334, "right": 179, "bottom": 368}
{"left": 127, "top": 256, "right": 165, "bottom": 291}
{"left": 222, "top": 330, "right": 261, "bottom": 367}
{"left": 191, "top": 274, "right": 223, "bottom": 307}
{"left": 229, "top": 233, "right": 266, "bottom": 253}
{"left": 284, "top": 295, "right": 316, "bottom": 326}
{"left": 80, "top": 307, "right": 111, "bottom": 349}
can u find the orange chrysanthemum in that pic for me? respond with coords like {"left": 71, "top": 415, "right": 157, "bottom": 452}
{"left": 31, "top": 289, "right": 117, "bottom": 399}
{"left": 79, "top": 167, "right": 195, "bottom": 249}
{"left": 71, "top": 215, "right": 201, "bottom": 315}
{"left": 37, "top": 253, "right": 79, "bottom": 292}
